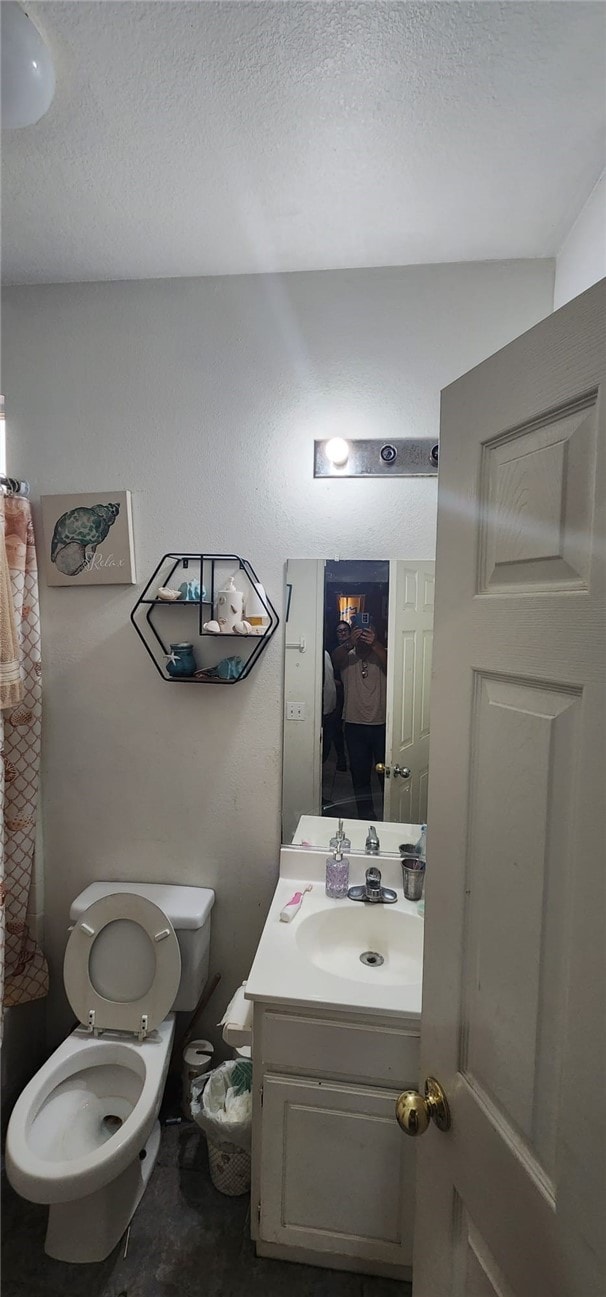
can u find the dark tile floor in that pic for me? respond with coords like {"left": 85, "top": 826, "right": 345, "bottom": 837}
{"left": 2, "top": 1121, "right": 411, "bottom": 1297}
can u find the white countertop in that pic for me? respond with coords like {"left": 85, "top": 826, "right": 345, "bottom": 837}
{"left": 293, "top": 815, "right": 422, "bottom": 854}
{"left": 245, "top": 848, "right": 423, "bottom": 1021}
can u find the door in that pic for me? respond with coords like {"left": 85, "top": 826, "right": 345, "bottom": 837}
{"left": 384, "top": 560, "right": 435, "bottom": 822}
{"left": 414, "top": 280, "right": 605, "bottom": 1297}
{"left": 260, "top": 1074, "right": 415, "bottom": 1269}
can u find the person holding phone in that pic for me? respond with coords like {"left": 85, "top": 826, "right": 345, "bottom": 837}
{"left": 324, "top": 620, "right": 351, "bottom": 773}
{"left": 331, "top": 618, "right": 386, "bottom": 820}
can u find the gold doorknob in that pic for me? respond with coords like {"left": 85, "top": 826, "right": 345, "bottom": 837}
{"left": 396, "top": 1077, "right": 451, "bottom": 1137}
{"left": 375, "top": 763, "right": 411, "bottom": 780}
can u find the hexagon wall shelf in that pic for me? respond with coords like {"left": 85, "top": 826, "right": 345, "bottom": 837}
{"left": 131, "top": 552, "right": 279, "bottom": 684}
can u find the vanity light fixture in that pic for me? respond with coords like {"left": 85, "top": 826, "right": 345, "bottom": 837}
{"left": 314, "top": 438, "right": 439, "bottom": 478}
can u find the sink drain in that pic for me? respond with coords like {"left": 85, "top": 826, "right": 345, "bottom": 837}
{"left": 360, "top": 950, "right": 384, "bottom": 967}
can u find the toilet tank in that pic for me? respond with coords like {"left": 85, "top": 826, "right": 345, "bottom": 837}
{"left": 69, "top": 882, "right": 215, "bottom": 1012}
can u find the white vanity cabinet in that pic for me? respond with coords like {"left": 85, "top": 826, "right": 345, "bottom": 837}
{"left": 251, "top": 1002, "right": 420, "bottom": 1281}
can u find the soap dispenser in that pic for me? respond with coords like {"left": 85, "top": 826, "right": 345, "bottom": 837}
{"left": 329, "top": 818, "right": 351, "bottom": 854}
{"left": 416, "top": 823, "right": 427, "bottom": 861}
{"left": 325, "top": 846, "right": 349, "bottom": 899}
{"left": 215, "top": 574, "right": 244, "bottom": 633}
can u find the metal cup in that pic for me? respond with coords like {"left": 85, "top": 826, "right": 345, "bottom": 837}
{"left": 401, "top": 856, "right": 426, "bottom": 901}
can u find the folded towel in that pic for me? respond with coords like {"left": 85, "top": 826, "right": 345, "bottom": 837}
{"left": 0, "top": 498, "right": 23, "bottom": 710}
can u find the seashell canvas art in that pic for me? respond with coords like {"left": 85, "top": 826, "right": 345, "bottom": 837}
{"left": 41, "top": 492, "right": 136, "bottom": 586}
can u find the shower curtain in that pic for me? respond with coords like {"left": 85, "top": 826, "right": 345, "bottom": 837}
{"left": 0, "top": 494, "right": 48, "bottom": 1025}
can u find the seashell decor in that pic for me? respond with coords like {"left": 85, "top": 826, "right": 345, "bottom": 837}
{"left": 156, "top": 587, "right": 182, "bottom": 601}
{"left": 1, "top": 752, "right": 17, "bottom": 783}
{"left": 51, "top": 502, "right": 120, "bottom": 576}
{"left": 6, "top": 817, "right": 34, "bottom": 833}
{"left": 53, "top": 540, "right": 89, "bottom": 576}
{"left": 8, "top": 706, "right": 33, "bottom": 727}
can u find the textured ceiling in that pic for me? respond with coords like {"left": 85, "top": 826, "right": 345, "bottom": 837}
{"left": 2, "top": 1, "right": 605, "bottom": 284}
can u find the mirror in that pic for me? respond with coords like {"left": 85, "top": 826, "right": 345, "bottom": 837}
{"left": 282, "top": 557, "right": 435, "bottom": 849}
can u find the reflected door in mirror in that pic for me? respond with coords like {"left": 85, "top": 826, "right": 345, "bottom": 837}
{"left": 384, "top": 561, "right": 434, "bottom": 824}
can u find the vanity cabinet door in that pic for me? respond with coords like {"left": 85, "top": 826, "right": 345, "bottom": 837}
{"left": 259, "top": 1074, "right": 415, "bottom": 1269}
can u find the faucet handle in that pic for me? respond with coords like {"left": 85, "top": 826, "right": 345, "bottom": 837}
{"left": 365, "top": 865, "right": 382, "bottom": 887}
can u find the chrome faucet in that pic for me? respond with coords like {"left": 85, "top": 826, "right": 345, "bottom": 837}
{"left": 365, "top": 825, "right": 380, "bottom": 855}
{"left": 348, "top": 866, "right": 397, "bottom": 904}
{"left": 364, "top": 865, "right": 382, "bottom": 900}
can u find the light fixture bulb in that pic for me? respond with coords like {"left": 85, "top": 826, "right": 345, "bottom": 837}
{"left": 1, "top": 3, "right": 55, "bottom": 129}
{"left": 325, "top": 437, "right": 350, "bottom": 467}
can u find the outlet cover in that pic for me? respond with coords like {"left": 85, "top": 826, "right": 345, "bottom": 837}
{"left": 286, "top": 701, "right": 306, "bottom": 721}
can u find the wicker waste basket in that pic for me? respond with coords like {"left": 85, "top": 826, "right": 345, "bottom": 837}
{"left": 206, "top": 1137, "right": 251, "bottom": 1196}
{"left": 191, "top": 1058, "right": 253, "bottom": 1198}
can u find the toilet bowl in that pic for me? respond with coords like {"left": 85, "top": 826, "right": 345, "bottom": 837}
{"left": 6, "top": 882, "right": 214, "bottom": 1262}
{"left": 6, "top": 1018, "right": 174, "bottom": 1261}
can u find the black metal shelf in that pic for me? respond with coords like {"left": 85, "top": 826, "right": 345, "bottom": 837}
{"left": 138, "top": 598, "right": 213, "bottom": 606}
{"left": 130, "top": 552, "right": 279, "bottom": 684}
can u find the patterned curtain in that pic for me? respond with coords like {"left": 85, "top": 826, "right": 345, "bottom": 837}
{"left": 0, "top": 495, "right": 48, "bottom": 1025}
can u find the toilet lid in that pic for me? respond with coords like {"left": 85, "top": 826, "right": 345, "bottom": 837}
{"left": 64, "top": 892, "right": 181, "bottom": 1037}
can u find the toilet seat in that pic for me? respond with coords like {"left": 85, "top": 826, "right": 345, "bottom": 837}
{"left": 64, "top": 892, "right": 181, "bottom": 1038}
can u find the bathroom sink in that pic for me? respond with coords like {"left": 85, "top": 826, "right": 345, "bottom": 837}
{"left": 295, "top": 904, "right": 423, "bottom": 987}
{"left": 246, "top": 853, "right": 424, "bottom": 1019}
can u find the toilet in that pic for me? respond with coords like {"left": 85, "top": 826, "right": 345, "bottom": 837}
{"left": 6, "top": 881, "right": 214, "bottom": 1264}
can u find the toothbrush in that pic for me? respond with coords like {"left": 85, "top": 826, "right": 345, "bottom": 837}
{"left": 279, "top": 884, "right": 312, "bottom": 923}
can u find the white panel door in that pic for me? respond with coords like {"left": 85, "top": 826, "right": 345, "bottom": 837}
{"left": 259, "top": 1074, "right": 415, "bottom": 1269}
{"left": 384, "top": 560, "right": 434, "bottom": 822}
{"left": 414, "top": 280, "right": 605, "bottom": 1297}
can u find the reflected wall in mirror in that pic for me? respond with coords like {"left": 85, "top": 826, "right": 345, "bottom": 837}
{"left": 282, "top": 557, "right": 435, "bottom": 845}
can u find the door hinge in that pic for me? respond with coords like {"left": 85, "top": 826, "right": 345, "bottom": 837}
{"left": 257, "top": 1202, "right": 261, "bottom": 1224}
{"left": 260, "top": 1084, "right": 264, "bottom": 1108}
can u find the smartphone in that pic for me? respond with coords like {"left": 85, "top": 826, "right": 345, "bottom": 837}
{"left": 350, "top": 613, "right": 370, "bottom": 630}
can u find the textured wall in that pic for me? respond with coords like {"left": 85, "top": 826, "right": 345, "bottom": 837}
{"left": 1, "top": 261, "right": 554, "bottom": 1051}
{"left": 554, "top": 171, "right": 606, "bottom": 309}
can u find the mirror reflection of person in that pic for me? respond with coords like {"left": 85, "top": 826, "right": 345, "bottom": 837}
{"left": 322, "top": 650, "right": 345, "bottom": 770}
{"left": 332, "top": 620, "right": 387, "bottom": 820}
{"left": 335, "top": 620, "right": 351, "bottom": 648}
{"left": 325, "top": 621, "right": 350, "bottom": 773}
